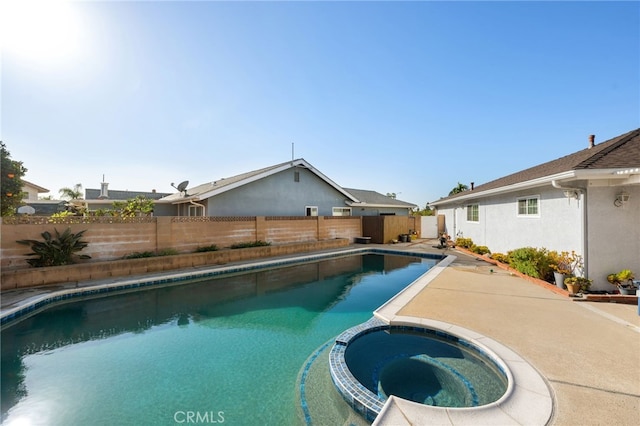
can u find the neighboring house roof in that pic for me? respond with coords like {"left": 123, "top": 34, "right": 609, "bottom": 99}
{"left": 85, "top": 189, "right": 171, "bottom": 200}
{"left": 343, "top": 188, "right": 417, "bottom": 209}
{"left": 431, "top": 128, "right": 640, "bottom": 206}
{"left": 160, "top": 158, "right": 359, "bottom": 204}
{"left": 22, "top": 180, "right": 49, "bottom": 193}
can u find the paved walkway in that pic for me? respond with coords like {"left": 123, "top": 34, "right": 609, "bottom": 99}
{"left": 1, "top": 240, "right": 639, "bottom": 425}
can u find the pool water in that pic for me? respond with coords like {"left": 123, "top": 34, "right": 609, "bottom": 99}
{"left": 1, "top": 254, "right": 435, "bottom": 425}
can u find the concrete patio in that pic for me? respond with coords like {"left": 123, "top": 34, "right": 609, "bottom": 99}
{"left": 377, "top": 241, "right": 640, "bottom": 426}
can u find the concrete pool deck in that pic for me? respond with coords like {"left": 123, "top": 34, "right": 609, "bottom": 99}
{"left": 378, "top": 240, "right": 640, "bottom": 426}
{"left": 1, "top": 240, "right": 639, "bottom": 425}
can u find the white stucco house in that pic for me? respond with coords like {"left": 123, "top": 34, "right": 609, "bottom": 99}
{"left": 21, "top": 180, "right": 49, "bottom": 201}
{"left": 430, "top": 129, "right": 640, "bottom": 291}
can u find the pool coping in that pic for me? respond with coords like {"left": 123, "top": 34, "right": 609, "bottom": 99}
{"left": 370, "top": 254, "right": 555, "bottom": 426}
{"left": 0, "top": 247, "right": 444, "bottom": 327}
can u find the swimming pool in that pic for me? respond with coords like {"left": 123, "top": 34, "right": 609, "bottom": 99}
{"left": 1, "top": 252, "right": 439, "bottom": 425}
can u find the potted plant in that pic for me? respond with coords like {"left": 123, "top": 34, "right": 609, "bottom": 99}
{"left": 564, "top": 276, "right": 591, "bottom": 295}
{"left": 551, "top": 251, "right": 581, "bottom": 289}
{"left": 607, "top": 269, "right": 636, "bottom": 295}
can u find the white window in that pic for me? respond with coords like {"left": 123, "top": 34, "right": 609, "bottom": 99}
{"left": 466, "top": 204, "right": 479, "bottom": 222}
{"left": 517, "top": 196, "right": 539, "bottom": 216}
{"left": 188, "top": 204, "right": 204, "bottom": 216}
{"left": 305, "top": 206, "right": 318, "bottom": 216}
{"left": 332, "top": 207, "right": 352, "bottom": 216}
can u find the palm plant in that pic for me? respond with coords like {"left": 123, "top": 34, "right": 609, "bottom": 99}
{"left": 17, "top": 228, "right": 91, "bottom": 267}
{"left": 59, "top": 183, "right": 83, "bottom": 200}
{"left": 449, "top": 182, "right": 469, "bottom": 196}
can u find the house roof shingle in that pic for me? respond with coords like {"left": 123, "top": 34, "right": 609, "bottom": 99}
{"left": 434, "top": 128, "right": 640, "bottom": 204}
{"left": 343, "top": 188, "right": 417, "bottom": 208}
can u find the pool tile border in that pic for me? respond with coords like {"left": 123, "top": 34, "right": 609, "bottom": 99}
{"left": 0, "top": 248, "right": 443, "bottom": 327}
{"left": 329, "top": 318, "right": 511, "bottom": 423}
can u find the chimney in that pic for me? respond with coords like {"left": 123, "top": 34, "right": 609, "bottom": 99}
{"left": 470, "top": 182, "right": 475, "bottom": 190}
{"left": 588, "top": 134, "right": 595, "bottom": 149}
{"left": 98, "top": 181, "right": 109, "bottom": 199}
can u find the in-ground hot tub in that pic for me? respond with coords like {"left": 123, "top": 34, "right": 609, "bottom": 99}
{"left": 329, "top": 318, "right": 510, "bottom": 423}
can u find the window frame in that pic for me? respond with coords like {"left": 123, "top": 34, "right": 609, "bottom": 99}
{"left": 188, "top": 204, "right": 204, "bottom": 217}
{"left": 517, "top": 195, "right": 540, "bottom": 217}
{"left": 332, "top": 207, "right": 352, "bottom": 216}
{"left": 466, "top": 204, "right": 479, "bottom": 222}
{"left": 305, "top": 206, "right": 318, "bottom": 217}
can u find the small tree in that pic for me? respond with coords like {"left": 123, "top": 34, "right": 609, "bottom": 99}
{"left": 413, "top": 203, "right": 434, "bottom": 216}
{"left": 112, "top": 196, "right": 154, "bottom": 217}
{"left": 1, "top": 141, "right": 28, "bottom": 216}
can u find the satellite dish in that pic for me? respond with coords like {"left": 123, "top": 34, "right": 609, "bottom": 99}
{"left": 171, "top": 180, "right": 190, "bottom": 196}
{"left": 177, "top": 181, "right": 189, "bottom": 192}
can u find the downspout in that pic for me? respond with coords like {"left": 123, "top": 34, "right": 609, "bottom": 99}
{"left": 551, "top": 180, "right": 583, "bottom": 198}
{"left": 189, "top": 200, "right": 206, "bottom": 217}
{"left": 582, "top": 190, "right": 588, "bottom": 278}
{"left": 452, "top": 207, "right": 457, "bottom": 238}
{"left": 551, "top": 180, "right": 588, "bottom": 276}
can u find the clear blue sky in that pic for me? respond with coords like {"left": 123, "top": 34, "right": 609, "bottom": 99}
{"left": 2, "top": 0, "right": 639, "bottom": 207}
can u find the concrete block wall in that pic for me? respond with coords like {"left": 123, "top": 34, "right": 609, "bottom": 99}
{"left": 321, "top": 216, "right": 362, "bottom": 241}
{"left": 264, "top": 217, "right": 320, "bottom": 243}
{"left": 1, "top": 239, "right": 351, "bottom": 290}
{"left": 1, "top": 216, "right": 362, "bottom": 269}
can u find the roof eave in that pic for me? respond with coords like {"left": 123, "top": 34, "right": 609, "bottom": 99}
{"left": 430, "top": 171, "right": 578, "bottom": 207}
{"left": 347, "top": 202, "right": 417, "bottom": 209}
{"left": 430, "top": 167, "right": 640, "bottom": 208}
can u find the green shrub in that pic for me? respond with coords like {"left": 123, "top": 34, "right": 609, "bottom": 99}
{"left": 507, "top": 247, "right": 554, "bottom": 281}
{"left": 195, "top": 244, "right": 219, "bottom": 253}
{"left": 230, "top": 240, "right": 271, "bottom": 249}
{"left": 491, "top": 252, "right": 509, "bottom": 264}
{"left": 472, "top": 245, "right": 491, "bottom": 255}
{"left": 123, "top": 248, "right": 179, "bottom": 259}
{"left": 17, "top": 228, "right": 91, "bottom": 267}
{"left": 455, "top": 237, "right": 474, "bottom": 248}
{"left": 157, "top": 248, "right": 179, "bottom": 256}
{"left": 122, "top": 251, "right": 156, "bottom": 259}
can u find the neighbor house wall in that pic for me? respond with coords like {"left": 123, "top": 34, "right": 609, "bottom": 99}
{"left": 205, "top": 168, "right": 350, "bottom": 217}
{"left": 586, "top": 185, "right": 640, "bottom": 291}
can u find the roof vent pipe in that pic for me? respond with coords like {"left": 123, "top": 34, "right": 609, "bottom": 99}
{"left": 588, "top": 134, "right": 595, "bottom": 149}
{"left": 470, "top": 182, "right": 475, "bottom": 190}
